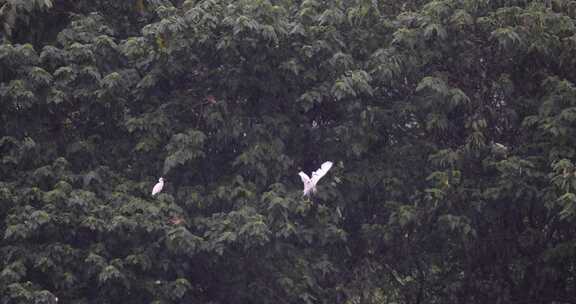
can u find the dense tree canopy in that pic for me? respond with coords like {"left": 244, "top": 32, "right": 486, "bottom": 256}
{"left": 2, "top": 0, "right": 576, "bottom": 303}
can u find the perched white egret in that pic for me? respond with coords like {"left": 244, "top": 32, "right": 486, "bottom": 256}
{"left": 152, "top": 177, "right": 164, "bottom": 196}
{"left": 298, "top": 161, "right": 333, "bottom": 196}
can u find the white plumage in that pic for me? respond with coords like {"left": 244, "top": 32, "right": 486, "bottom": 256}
{"left": 298, "top": 161, "right": 333, "bottom": 196}
{"left": 152, "top": 177, "right": 164, "bottom": 196}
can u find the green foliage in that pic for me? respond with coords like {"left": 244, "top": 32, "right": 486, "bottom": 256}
{"left": 2, "top": 0, "right": 576, "bottom": 303}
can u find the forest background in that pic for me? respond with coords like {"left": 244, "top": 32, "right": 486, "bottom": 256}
{"left": 1, "top": 0, "right": 576, "bottom": 303}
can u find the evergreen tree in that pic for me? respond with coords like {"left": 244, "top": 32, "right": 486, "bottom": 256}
{"left": 1, "top": 0, "right": 576, "bottom": 303}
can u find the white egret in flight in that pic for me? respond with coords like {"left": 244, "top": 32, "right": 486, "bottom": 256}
{"left": 152, "top": 177, "right": 164, "bottom": 196}
{"left": 298, "top": 161, "right": 333, "bottom": 196}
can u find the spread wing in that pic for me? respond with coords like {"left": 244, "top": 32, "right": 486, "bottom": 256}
{"left": 311, "top": 161, "right": 333, "bottom": 185}
{"left": 299, "top": 172, "right": 313, "bottom": 196}
{"left": 298, "top": 172, "right": 311, "bottom": 184}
